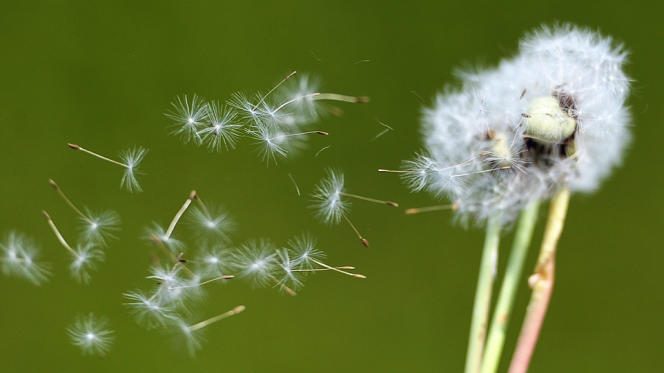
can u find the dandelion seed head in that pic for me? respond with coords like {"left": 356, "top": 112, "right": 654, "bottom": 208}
{"left": 415, "top": 24, "right": 630, "bottom": 223}
{"left": 67, "top": 313, "right": 114, "bottom": 356}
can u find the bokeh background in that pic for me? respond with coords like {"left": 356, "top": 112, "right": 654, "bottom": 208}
{"left": 1, "top": 1, "right": 662, "bottom": 372}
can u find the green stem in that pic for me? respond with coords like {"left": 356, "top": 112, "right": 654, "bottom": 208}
{"left": 465, "top": 213, "right": 502, "bottom": 373}
{"left": 480, "top": 201, "right": 540, "bottom": 373}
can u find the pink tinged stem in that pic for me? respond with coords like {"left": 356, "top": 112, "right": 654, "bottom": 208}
{"left": 508, "top": 188, "right": 570, "bottom": 373}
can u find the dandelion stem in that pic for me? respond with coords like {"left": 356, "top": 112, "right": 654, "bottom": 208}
{"left": 340, "top": 192, "right": 399, "bottom": 207}
{"left": 273, "top": 92, "right": 368, "bottom": 113}
{"left": 315, "top": 93, "right": 369, "bottom": 104}
{"left": 194, "top": 195, "right": 211, "bottom": 217}
{"left": 165, "top": 191, "right": 197, "bottom": 239}
{"left": 42, "top": 210, "right": 77, "bottom": 256}
{"left": 48, "top": 179, "right": 86, "bottom": 219}
{"left": 168, "top": 275, "right": 235, "bottom": 290}
{"left": 188, "top": 305, "right": 246, "bottom": 332}
{"left": 68, "top": 143, "right": 129, "bottom": 169}
{"left": 310, "top": 259, "right": 366, "bottom": 279}
{"left": 342, "top": 215, "right": 369, "bottom": 248}
{"left": 405, "top": 203, "right": 458, "bottom": 215}
{"left": 465, "top": 213, "right": 502, "bottom": 373}
{"left": 268, "top": 274, "right": 297, "bottom": 296}
{"left": 253, "top": 70, "right": 297, "bottom": 109}
{"left": 273, "top": 130, "right": 329, "bottom": 139}
{"left": 291, "top": 266, "right": 356, "bottom": 272}
{"left": 480, "top": 201, "right": 540, "bottom": 373}
{"left": 508, "top": 188, "right": 570, "bottom": 373}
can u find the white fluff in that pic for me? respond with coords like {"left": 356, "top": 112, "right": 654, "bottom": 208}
{"left": 416, "top": 25, "right": 631, "bottom": 224}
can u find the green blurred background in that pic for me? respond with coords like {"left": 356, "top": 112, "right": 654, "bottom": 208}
{"left": 1, "top": 1, "right": 662, "bottom": 372}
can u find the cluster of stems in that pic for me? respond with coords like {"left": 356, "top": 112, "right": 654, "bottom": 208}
{"left": 464, "top": 188, "right": 570, "bottom": 373}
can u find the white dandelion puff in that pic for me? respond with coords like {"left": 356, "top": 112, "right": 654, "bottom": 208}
{"left": 0, "top": 231, "right": 51, "bottom": 285}
{"left": 67, "top": 313, "right": 114, "bottom": 356}
{"left": 406, "top": 25, "right": 631, "bottom": 223}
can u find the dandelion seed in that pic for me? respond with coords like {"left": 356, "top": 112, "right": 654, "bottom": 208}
{"left": 165, "top": 94, "right": 209, "bottom": 143}
{"left": 48, "top": 179, "right": 120, "bottom": 246}
{"left": 197, "top": 101, "right": 244, "bottom": 151}
{"left": 288, "top": 235, "right": 366, "bottom": 279}
{"left": 67, "top": 313, "right": 114, "bottom": 356}
{"left": 68, "top": 143, "right": 147, "bottom": 193}
{"left": 170, "top": 305, "right": 245, "bottom": 355}
{"left": 189, "top": 195, "right": 234, "bottom": 243}
{"left": 194, "top": 246, "right": 233, "bottom": 278}
{"left": 315, "top": 145, "right": 331, "bottom": 157}
{"left": 287, "top": 173, "right": 301, "bottom": 196}
{"left": 123, "top": 290, "right": 177, "bottom": 329}
{"left": 249, "top": 124, "right": 327, "bottom": 164}
{"left": 370, "top": 120, "right": 394, "bottom": 142}
{"left": 229, "top": 239, "right": 294, "bottom": 293}
{"left": 228, "top": 92, "right": 267, "bottom": 127}
{"left": 404, "top": 203, "right": 459, "bottom": 215}
{"left": 43, "top": 211, "right": 104, "bottom": 284}
{"left": 275, "top": 248, "right": 304, "bottom": 291}
{"left": 0, "top": 231, "right": 51, "bottom": 285}
{"left": 147, "top": 190, "right": 197, "bottom": 253}
{"left": 145, "top": 223, "right": 184, "bottom": 252}
{"left": 69, "top": 243, "right": 105, "bottom": 284}
{"left": 147, "top": 263, "right": 203, "bottom": 307}
{"left": 311, "top": 169, "right": 349, "bottom": 225}
{"left": 119, "top": 147, "right": 147, "bottom": 193}
{"left": 312, "top": 169, "right": 397, "bottom": 247}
